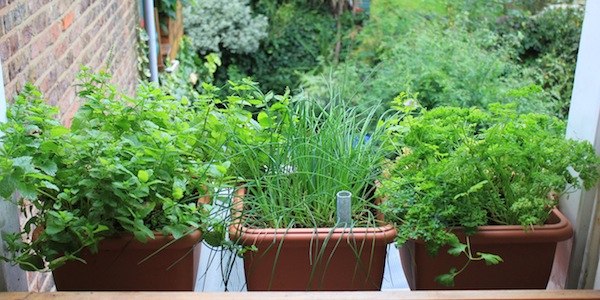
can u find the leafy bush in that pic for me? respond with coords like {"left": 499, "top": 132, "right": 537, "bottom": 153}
{"left": 184, "top": 0, "right": 268, "bottom": 55}
{"left": 160, "top": 36, "right": 221, "bottom": 102}
{"left": 378, "top": 102, "right": 600, "bottom": 285}
{"left": 300, "top": 20, "right": 551, "bottom": 116}
{"left": 218, "top": 2, "right": 341, "bottom": 94}
{"left": 0, "top": 70, "right": 228, "bottom": 270}
{"left": 155, "top": 0, "right": 193, "bottom": 31}
{"left": 514, "top": 6, "right": 584, "bottom": 118}
{"left": 0, "top": 67, "right": 292, "bottom": 271}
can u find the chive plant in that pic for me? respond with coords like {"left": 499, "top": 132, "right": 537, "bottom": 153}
{"left": 230, "top": 97, "right": 393, "bottom": 229}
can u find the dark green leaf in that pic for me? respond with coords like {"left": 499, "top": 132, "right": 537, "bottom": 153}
{"left": 434, "top": 268, "right": 457, "bottom": 287}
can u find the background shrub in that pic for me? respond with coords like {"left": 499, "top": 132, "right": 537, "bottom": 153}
{"left": 204, "top": 0, "right": 362, "bottom": 94}
{"left": 184, "top": 0, "right": 268, "bottom": 55}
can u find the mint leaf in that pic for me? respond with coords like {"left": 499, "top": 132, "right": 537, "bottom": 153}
{"left": 38, "top": 160, "right": 58, "bottom": 176}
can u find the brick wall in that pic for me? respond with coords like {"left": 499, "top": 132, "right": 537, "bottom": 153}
{"left": 0, "top": 0, "right": 140, "bottom": 125}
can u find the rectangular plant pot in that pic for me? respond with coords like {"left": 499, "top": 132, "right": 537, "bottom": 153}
{"left": 51, "top": 230, "right": 202, "bottom": 291}
{"left": 228, "top": 188, "right": 397, "bottom": 291}
{"left": 399, "top": 208, "right": 573, "bottom": 290}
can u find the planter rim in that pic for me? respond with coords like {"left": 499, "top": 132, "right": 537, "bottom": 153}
{"left": 411, "top": 208, "right": 573, "bottom": 244}
{"left": 228, "top": 187, "right": 397, "bottom": 243}
{"left": 95, "top": 229, "right": 203, "bottom": 250}
{"left": 229, "top": 223, "right": 397, "bottom": 243}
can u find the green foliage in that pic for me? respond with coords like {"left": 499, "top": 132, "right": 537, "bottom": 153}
{"left": 160, "top": 36, "right": 222, "bottom": 102}
{"left": 517, "top": 6, "right": 583, "bottom": 58}
{"left": 510, "top": 6, "right": 584, "bottom": 118}
{"left": 155, "top": 0, "right": 193, "bottom": 32}
{"left": 136, "top": 27, "right": 151, "bottom": 80}
{"left": 0, "top": 68, "right": 238, "bottom": 271}
{"left": 378, "top": 102, "right": 600, "bottom": 285}
{"left": 219, "top": 1, "right": 361, "bottom": 94}
{"left": 184, "top": 0, "right": 268, "bottom": 55}
{"left": 230, "top": 96, "right": 396, "bottom": 229}
{"left": 300, "top": 0, "right": 583, "bottom": 120}
{"left": 355, "top": 0, "right": 448, "bottom": 61}
{"left": 301, "top": 20, "right": 550, "bottom": 116}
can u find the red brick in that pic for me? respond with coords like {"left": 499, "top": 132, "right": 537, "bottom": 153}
{"left": 79, "top": 0, "right": 90, "bottom": 14}
{"left": 29, "top": 34, "right": 47, "bottom": 59}
{"left": 11, "top": 72, "right": 26, "bottom": 95}
{"left": 8, "top": 33, "right": 19, "bottom": 55}
{"left": 3, "top": 0, "right": 139, "bottom": 123}
{"left": 31, "top": 57, "right": 49, "bottom": 83}
{"left": 61, "top": 10, "right": 74, "bottom": 31}
{"left": 3, "top": 4, "right": 26, "bottom": 32}
{"left": 0, "top": 40, "right": 9, "bottom": 60}
{"left": 27, "top": 0, "right": 43, "bottom": 13}
{"left": 50, "top": 21, "right": 62, "bottom": 41}
{"left": 53, "top": 38, "right": 67, "bottom": 59}
{"left": 33, "top": 10, "right": 48, "bottom": 34}
{"left": 4, "top": 84, "right": 15, "bottom": 103}
{"left": 68, "top": 22, "right": 81, "bottom": 43}
{"left": 8, "top": 51, "right": 27, "bottom": 80}
{"left": 20, "top": 24, "right": 34, "bottom": 45}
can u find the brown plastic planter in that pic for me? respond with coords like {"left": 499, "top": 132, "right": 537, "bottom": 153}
{"left": 229, "top": 188, "right": 397, "bottom": 291}
{"left": 51, "top": 230, "right": 202, "bottom": 291}
{"left": 399, "top": 208, "right": 573, "bottom": 290}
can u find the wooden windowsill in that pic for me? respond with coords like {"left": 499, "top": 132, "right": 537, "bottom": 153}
{"left": 1, "top": 290, "right": 600, "bottom": 300}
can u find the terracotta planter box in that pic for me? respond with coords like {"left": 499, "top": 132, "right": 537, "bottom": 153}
{"left": 52, "top": 230, "right": 202, "bottom": 291}
{"left": 229, "top": 188, "right": 397, "bottom": 291}
{"left": 399, "top": 208, "right": 573, "bottom": 290}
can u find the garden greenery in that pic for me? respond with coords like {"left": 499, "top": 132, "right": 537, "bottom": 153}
{"left": 184, "top": 0, "right": 268, "bottom": 55}
{"left": 377, "top": 101, "right": 600, "bottom": 286}
{"left": 160, "top": 36, "right": 222, "bottom": 102}
{"left": 0, "top": 66, "right": 293, "bottom": 271}
{"left": 0, "top": 69, "right": 224, "bottom": 271}
{"left": 297, "top": 0, "right": 583, "bottom": 120}
{"left": 229, "top": 97, "right": 394, "bottom": 229}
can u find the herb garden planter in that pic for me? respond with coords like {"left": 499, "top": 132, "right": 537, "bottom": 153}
{"left": 229, "top": 188, "right": 397, "bottom": 291}
{"left": 399, "top": 208, "right": 573, "bottom": 290}
{"left": 52, "top": 230, "right": 202, "bottom": 291}
{"left": 51, "top": 195, "right": 210, "bottom": 291}
{"left": 378, "top": 104, "right": 600, "bottom": 289}
{"left": 0, "top": 70, "right": 233, "bottom": 288}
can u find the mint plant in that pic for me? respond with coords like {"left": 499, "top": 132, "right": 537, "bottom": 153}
{"left": 378, "top": 101, "right": 600, "bottom": 286}
{"left": 0, "top": 68, "right": 231, "bottom": 271}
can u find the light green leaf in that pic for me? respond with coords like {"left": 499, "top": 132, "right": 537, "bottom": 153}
{"left": 447, "top": 241, "right": 467, "bottom": 256}
{"left": 47, "top": 256, "right": 70, "bottom": 270}
{"left": 41, "top": 180, "right": 59, "bottom": 191}
{"left": 40, "top": 141, "right": 58, "bottom": 152}
{"left": 257, "top": 112, "right": 273, "bottom": 128}
{"left": 134, "top": 231, "right": 148, "bottom": 244}
{"left": 172, "top": 187, "right": 184, "bottom": 200}
{"left": 39, "top": 160, "right": 58, "bottom": 176}
{"left": 477, "top": 252, "right": 504, "bottom": 266}
{"left": 12, "top": 156, "right": 33, "bottom": 169}
{"left": 0, "top": 176, "right": 17, "bottom": 198}
{"left": 434, "top": 268, "right": 457, "bottom": 287}
{"left": 44, "top": 223, "right": 65, "bottom": 235}
{"left": 137, "top": 170, "right": 150, "bottom": 183}
{"left": 15, "top": 181, "right": 38, "bottom": 200}
{"left": 50, "top": 126, "right": 69, "bottom": 137}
